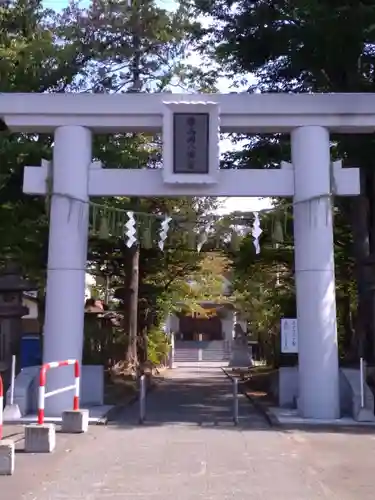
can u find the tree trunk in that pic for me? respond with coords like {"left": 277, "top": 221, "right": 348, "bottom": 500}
{"left": 349, "top": 177, "right": 371, "bottom": 360}
{"left": 340, "top": 286, "right": 355, "bottom": 360}
{"left": 126, "top": 244, "right": 139, "bottom": 365}
{"left": 367, "top": 168, "right": 375, "bottom": 363}
{"left": 124, "top": 2, "right": 142, "bottom": 366}
{"left": 141, "top": 327, "right": 148, "bottom": 364}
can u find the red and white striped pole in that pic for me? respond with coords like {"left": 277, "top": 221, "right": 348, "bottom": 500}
{"left": 38, "top": 365, "right": 47, "bottom": 425}
{"left": 38, "top": 359, "right": 80, "bottom": 425}
{"left": 0, "top": 374, "right": 3, "bottom": 440}
{"left": 73, "top": 360, "right": 80, "bottom": 411}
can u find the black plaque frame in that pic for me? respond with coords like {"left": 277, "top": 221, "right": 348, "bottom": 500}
{"left": 172, "top": 112, "right": 210, "bottom": 174}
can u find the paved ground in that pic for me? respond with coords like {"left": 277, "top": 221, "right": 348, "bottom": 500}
{"left": 3, "top": 364, "right": 375, "bottom": 499}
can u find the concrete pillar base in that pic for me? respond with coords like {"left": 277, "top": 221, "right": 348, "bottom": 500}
{"left": 0, "top": 439, "right": 15, "bottom": 475}
{"left": 3, "top": 404, "right": 22, "bottom": 421}
{"left": 62, "top": 409, "right": 89, "bottom": 433}
{"left": 355, "top": 407, "right": 375, "bottom": 423}
{"left": 25, "top": 423, "right": 56, "bottom": 453}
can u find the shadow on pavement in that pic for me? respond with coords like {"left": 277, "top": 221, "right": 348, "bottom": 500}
{"left": 108, "top": 376, "right": 271, "bottom": 431}
{"left": 107, "top": 376, "right": 375, "bottom": 436}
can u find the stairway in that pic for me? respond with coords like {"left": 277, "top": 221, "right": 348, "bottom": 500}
{"left": 174, "top": 340, "right": 230, "bottom": 363}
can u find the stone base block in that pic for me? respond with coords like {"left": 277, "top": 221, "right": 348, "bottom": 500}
{"left": 25, "top": 423, "right": 56, "bottom": 453}
{"left": 0, "top": 439, "right": 15, "bottom": 475}
{"left": 61, "top": 409, "right": 89, "bottom": 433}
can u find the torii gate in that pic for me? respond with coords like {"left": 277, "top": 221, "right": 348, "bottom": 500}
{"left": 0, "top": 92, "right": 365, "bottom": 419}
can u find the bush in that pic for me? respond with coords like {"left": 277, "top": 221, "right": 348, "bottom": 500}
{"left": 147, "top": 327, "right": 170, "bottom": 366}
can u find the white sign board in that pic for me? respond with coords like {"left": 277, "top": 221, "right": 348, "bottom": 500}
{"left": 281, "top": 318, "right": 298, "bottom": 353}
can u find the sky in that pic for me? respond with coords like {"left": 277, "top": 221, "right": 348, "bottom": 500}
{"left": 42, "top": 0, "right": 272, "bottom": 215}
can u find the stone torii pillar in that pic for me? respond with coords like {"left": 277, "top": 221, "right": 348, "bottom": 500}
{"left": 285, "top": 126, "right": 356, "bottom": 419}
{"left": 42, "top": 126, "right": 92, "bottom": 416}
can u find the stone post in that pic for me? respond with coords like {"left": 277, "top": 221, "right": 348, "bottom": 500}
{"left": 292, "top": 125, "right": 340, "bottom": 419}
{"left": 43, "top": 126, "right": 92, "bottom": 416}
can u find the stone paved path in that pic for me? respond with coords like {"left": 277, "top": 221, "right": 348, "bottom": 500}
{"left": 3, "top": 364, "right": 375, "bottom": 499}
{"left": 114, "top": 365, "right": 269, "bottom": 428}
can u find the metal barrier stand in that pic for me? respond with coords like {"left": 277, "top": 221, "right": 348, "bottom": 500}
{"left": 9, "top": 355, "right": 16, "bottom": 406}
{"left": 38, "top": 359, "right": 80, "bottom": 425}
{"left": 233, "top": 377, "right": 239, "bottom": 425}
{"left": 139, "top": 374, "right": 146, "bottom": 424}
{"left": 360, "top": 357, "right": 365, "bottom": 409}
{"left": 24, "top": 359, "right": 86, "bottom": 455}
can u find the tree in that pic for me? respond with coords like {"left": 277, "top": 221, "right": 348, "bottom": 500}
{"left": 79, "top": 0, "right": 219, "bottom": 365}
{"left": 0, "top": 0, "right": 101, "bottom": 284}
{"left": 0, "top": 0, "right": 220, "bottom": 369}
{"left": 193, "top": 0, "right": 375, "bottom": 362}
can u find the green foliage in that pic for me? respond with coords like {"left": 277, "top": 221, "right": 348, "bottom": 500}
{"left": 147, "top": 326, "right": 170, "bottom": 365}
{"left": 192, "top": 0, "right": 375, "bottom": 361}
{"left": 0, "top": 0, "right": 97, "bottom": 282}
{"left": 0, "top": 0, "right": 221, "bottom": 366}
{"left": 193, "top": 1, "right": 375, "bottom": 92}
{"left": 224, "top": 206, "right": 294, "bottom": 365}
{"left": 83, "top": 312, "right": 129, "bottom": 366}
{"left": 164, "top": 252, "right": 231, "bottom": 308}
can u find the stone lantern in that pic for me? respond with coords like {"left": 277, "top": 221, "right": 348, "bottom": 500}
{"left": 0, "top": 262, "right": 36, "bottom": 374}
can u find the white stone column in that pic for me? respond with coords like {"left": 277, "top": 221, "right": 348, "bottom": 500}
{"left": 292, "top": 126, "right": 340, "bottom": 419}
{"left": 43, "top": 126, "right": 92, "bottom": 416}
